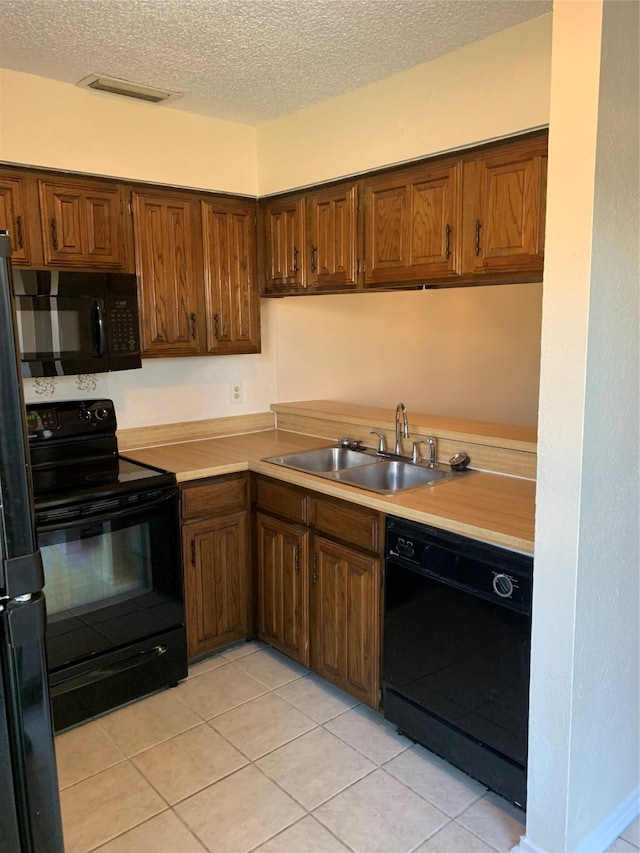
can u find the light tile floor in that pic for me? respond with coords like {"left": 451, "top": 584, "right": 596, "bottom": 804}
{"left": 55, "top": 641, "right": 640, "bottom": 853}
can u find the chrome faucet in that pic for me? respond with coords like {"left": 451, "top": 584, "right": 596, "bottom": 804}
{"left": 394, "top": 403, "right": 409, "bottom": 455}
{"left": 411, "top": 437, "right": 437, "bottom": 467}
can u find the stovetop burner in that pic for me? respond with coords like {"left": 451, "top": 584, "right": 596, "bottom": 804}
{"left": 26, "top": 399, "right": 176, "bottom": 506}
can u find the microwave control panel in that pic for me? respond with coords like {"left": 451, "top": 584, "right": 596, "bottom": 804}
{"left": 108, "top": 298, "right": 139, "bottom": 354}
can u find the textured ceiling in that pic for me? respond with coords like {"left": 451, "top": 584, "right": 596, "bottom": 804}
{"left": 0, "top": 0, "right": 551, "bottom": 126}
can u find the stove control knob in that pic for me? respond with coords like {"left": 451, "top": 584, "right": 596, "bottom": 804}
{"left": 78, "top": 409, "right": 92, "bottom": 423}
{"left": 95, "top": 407, "right": 110, "bottom": 421}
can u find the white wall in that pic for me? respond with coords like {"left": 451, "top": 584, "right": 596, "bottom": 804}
{"left": 526, "top": 1, "right": 640, "bottom": 850}
{"left": 257, "top": 14, "right": 552, "bottom": 194}
{"left": 0, "top": 69, "right": 259, "bottom": 195}
{"left": 274, "top": 284, "right": 543, "bottom": 425}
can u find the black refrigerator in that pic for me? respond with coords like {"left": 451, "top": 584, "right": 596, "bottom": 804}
{"left": 0, "top": 232, "right": 64, "bottom": 852}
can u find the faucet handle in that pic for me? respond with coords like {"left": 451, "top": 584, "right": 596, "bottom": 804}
{"left": 370, "top": 431, "right": 387, "bottom": 454}
{"left": 411, "top": 441, "right": 424, "bottom": 463}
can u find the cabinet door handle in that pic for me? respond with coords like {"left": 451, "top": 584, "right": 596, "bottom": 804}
{"left": 190, "top": 313, "right": 197, "bottom": 339}
{"left": 213, "top": 313, "right": 220, "bottom": 339}
{"left": 310, "top": 245, "right": 317, "bottom": 273}
{"left": 312, "top": 553, "right": 318, "bottom": 584}
{"left": 15, "top": 215, "right": 24, "bottom": 249}
{"left": 191, "top": 540, "right": 196, "bottom": 566}
{"left": 294, "top": 545, "right": 300, "bottom": 574}
{"left": 292, "top": 247, "right": 299, "bottom": 273}
{"left": 50, "top": 218, "right": 58, "bottom": 250}
{"left": 475, "top": 219, "right": 482, "bottom": 256}
{"left": 445, "top": 224, "right": 451, "bottom": 260}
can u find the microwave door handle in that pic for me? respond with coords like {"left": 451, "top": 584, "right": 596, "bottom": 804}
{"left": 94, "top": 299, "right": 106, "bottom": 357}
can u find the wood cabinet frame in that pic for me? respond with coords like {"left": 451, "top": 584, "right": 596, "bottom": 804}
{"left": 252, "top": 475, "right": 382, "bottom": 708}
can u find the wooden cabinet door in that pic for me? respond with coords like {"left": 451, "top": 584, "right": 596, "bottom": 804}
{"left": 132, "top": 191, "right": 201, "bottom": 356}
{"left": 365, "top": 159, "right": 462, "bottom": 286}
{"left": 256, "top": 512, "right": 309, "bottom": 666}
{"left": 202, "top": 198, "right": 260, "bottom": 354}
{"left": 307, "top": 183, "right": 359, "bottom": 290}
{"left": 0, "top": 176, "right": 31, "bottom": 265}
{"left": 38, "top": 180, "right": 126, "bottom": 268}
{"left": 311, "top": 536, "right": 380, "bottom": 707}
{"left": 182, "top": 511, "right": 250, "bottom": 658}
{"left": 262, "top": 196, "right": 305, "bottom": 292}
{"left": 472, "top": 137, "right": 547, "bottom": 275}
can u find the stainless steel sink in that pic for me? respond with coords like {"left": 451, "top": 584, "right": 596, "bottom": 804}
{"left": 262, "top": 445, "right": 467, "bottom": 495}
{"left": 263, "top": 446, "right": 381, "bottom": 474}
{"left": 334, "top": 460, "right": 454, "bottom": 494}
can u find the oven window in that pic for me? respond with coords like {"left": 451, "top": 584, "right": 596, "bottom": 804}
{"left": 39, "top": 493, "right": 184, "bottom": 672}
{"left": 40, "top": 521, "right": 152, "bottom": 616}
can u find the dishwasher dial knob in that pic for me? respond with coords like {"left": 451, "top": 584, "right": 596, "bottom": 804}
{"left": 492, "top": 573, "right": 514, "bottom": 598}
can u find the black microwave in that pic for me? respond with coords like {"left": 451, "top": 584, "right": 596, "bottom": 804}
{"left": 12, "top": 269, "right": 142, "bottom": 377}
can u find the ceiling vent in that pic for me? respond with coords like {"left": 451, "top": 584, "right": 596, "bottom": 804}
{"left": 76, "top": 74, "right": 182, "bottom": 105}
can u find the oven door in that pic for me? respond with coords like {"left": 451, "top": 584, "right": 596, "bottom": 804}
{"left": 36, "top": 485, "right": 187, "bottom": 729}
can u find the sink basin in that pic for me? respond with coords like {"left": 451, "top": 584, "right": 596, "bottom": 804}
{"left": 262, "top": 445, "right": 467, "bottom": 495}
{"left": 263, "top": 446, "right": 380, "bottom": 474}
{"left": 335, "top": 460, "right": 453, "bottom": 494}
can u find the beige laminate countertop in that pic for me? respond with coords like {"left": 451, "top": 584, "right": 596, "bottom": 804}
{"left": 123, "top": 429, "right": 535, "bottom": 554}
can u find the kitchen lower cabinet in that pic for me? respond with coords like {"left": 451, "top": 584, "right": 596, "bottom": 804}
{"left": 181, "top": 474, "right": 251, "bottom": 658}
{"left": 253, "top": 475, "right": 382, "bottom": 708}
{"left": 311, "top": 537, "right": 380, "bottom": 707}
{"left": 255, "top": 512, "right": 310, "bottom": 665}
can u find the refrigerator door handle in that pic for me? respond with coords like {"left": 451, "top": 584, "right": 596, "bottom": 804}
{"left": 1, "top": 550, "right": 44, "bottom": 599}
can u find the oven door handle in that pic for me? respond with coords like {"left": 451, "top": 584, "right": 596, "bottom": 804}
{"left": 36, "top": 489, "right": 177, "bottom": 531}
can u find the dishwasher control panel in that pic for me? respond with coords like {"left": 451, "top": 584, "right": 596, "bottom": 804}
{"left": 386, "top": 517, "right": 533, "bottom": 614}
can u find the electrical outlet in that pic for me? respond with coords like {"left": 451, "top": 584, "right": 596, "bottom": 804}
{"left": 230, "top": 381, "right": 243, "bottom": 404}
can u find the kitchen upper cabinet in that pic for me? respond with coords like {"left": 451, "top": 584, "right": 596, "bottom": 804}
{"left": 132, "top": 189, "right": 202, "bottom": 356}
{"left": 0, "top": 174, "right": 32, "bottom": 266}
{"left": 364, "top": 158, "right": 463, "bottom": 286}
{"left": 181, "top": 474, "right": 251, "bottom": 658}
{"left": 38, "top": 178, "right": 131, "bottom": 270}
{"left": 261, "top": 195, "right": 306, "bottom": 293}
{"left": 255, "top": 512, "right": 310, "bottom": 665}
{"left": 201, "top": 197, "right": 260, "bottom": 354}
{"left": 311, "top": 536, "right": 379, "bottom": 707}
{"left": 307, "top": 182, "right": 360, "bottom": 291}
{"left": 468, "top": 134, "right": 547, "bottom": 277}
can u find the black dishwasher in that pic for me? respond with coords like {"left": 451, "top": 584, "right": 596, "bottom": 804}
{"left": 383, "top": 516, "right": 533, "bottom": 809}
